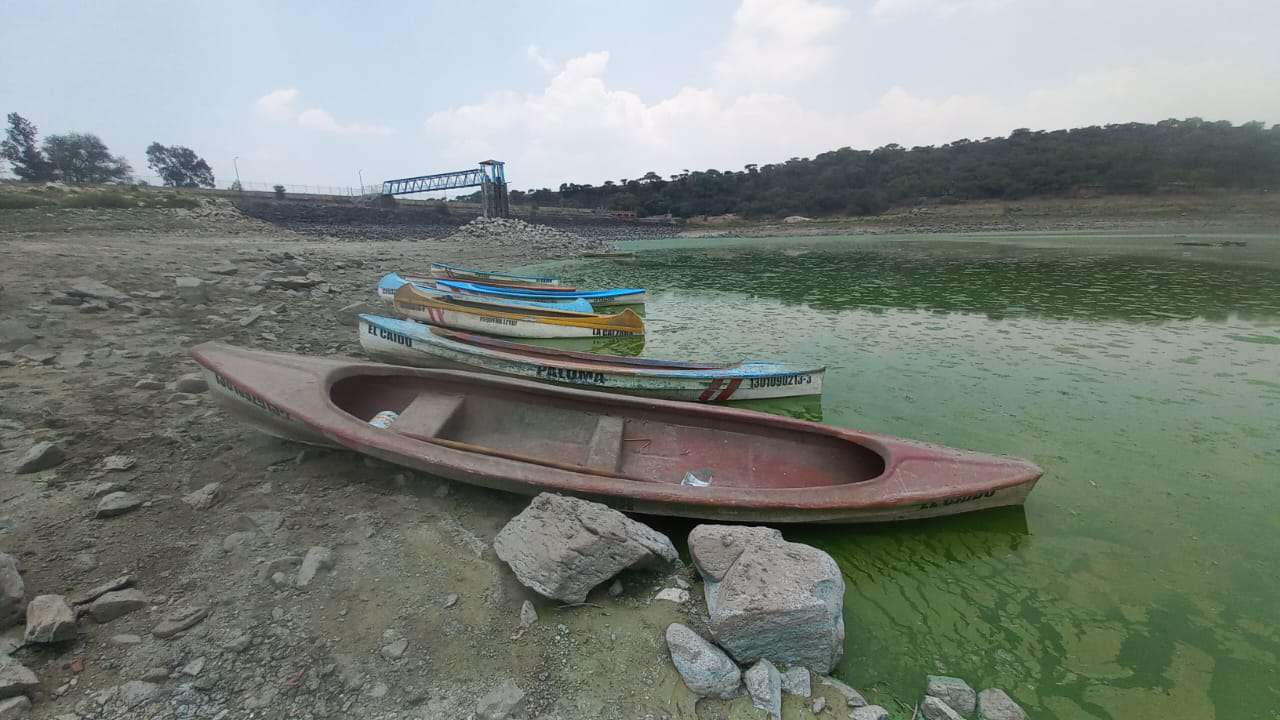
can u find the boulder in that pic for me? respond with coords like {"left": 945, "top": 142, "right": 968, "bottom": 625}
{"left": 0, "top": 696, "right": 31, "bottom": 719}
{"left": 852, "top": 707, "right": 890, "bottom": 720}
{"left": 89, "top": 589, "right": 147, "bottom": 623}
{"left": 977, "top": 689, "right": 1026, "bottom": 720}
{"left": 296, "top": 546, "right": 334, "bottom": 588}
{"left": 0, "top": 321, "right": 35, "bottom": 352}
{"left": 781, "top": 666, "right": 811, "bottom": 697}
{"left": 744, "top": 659, "right": 782, "bottom": 720}
{"left": 0, "top": 655, "right": 36, "bottom": 699}
{"left": 665, "top": 623, "right": 741, "bottom": 699}
{"left": 13, "top": 441, "right": 65, "bottom": 474}
{"left": 174, "top": 373, "right": 208, "bottom": 394}
{"left": 493, "top": 493, "right": 678, "bottom": 603}
{"left": 922, "top": 696, "right": 966, "bottom": 720}
{"left": 95, "top": 491, "right": 142, "bottom": 518}
{"left": 689, "top": 525, "right": 844, "bottom": 672}
{"left": 0, "top": 554, "right": 25, "bottom": 629}
{"left": 24, "top": 595, "right": 76, "bottom": 643}
{"left": 927, "top": 675, "right": 976, "bottom": 716}
{"left": 475, "top": 679, "right": 526, "bottom": 720}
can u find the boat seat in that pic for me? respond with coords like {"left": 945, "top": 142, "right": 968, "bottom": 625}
{"left": 390, "top": 393, "right": 465, "bottom": 440}
{"left": 583, "top": 415, "right": 625, "bottom": 472}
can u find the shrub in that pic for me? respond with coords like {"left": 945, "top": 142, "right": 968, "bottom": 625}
{"left": 273, "top": 184, "right": 286, "bottom": 199}
{"left": 0, "top": 193, "right": 51, "bottom": 209}
{"left": 61, "top": 190, "right": 136, "bottom": 209}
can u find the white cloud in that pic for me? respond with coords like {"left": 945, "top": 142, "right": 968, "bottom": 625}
{"left": 714, "top": 0, "right": 852, "bottom": 89}
{"left": 422, "top": 46, "right": 1280, "bottom": 191}
{"left": 526, "top": 44, "right": 557, "bottom": 73}
{"left": 254, "top": 88, "right": 393, "bottom": 136}
{"left": 255, "top": 88, "right": 300, "bottom": 121}
{"left": 870, "top": 0, "right": 1013, "bottom": 18}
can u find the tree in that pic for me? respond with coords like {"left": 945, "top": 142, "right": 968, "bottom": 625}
{"left": 145, "top": 142, "right": 215, "bottom": 188}
{"left": 1, "top": 113, "right": 54, "bottom": 181}
{"left": 42, "top": 133, "right": 132, "bottom": 183}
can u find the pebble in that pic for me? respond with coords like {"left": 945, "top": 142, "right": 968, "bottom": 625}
{"left": 607, "top": 579, "right": 623, "bottom": 597}
{"left": 133, "top": 379, "right": 164, "bottom": 390}
{"left": 109, "top": 634, "right": 142, "bottom": 645}
{"left": 380, "top": 638, "right": 408, "bottom": 660}
{"left": 851, "top": 707, "right": 890, "bottom": 720}
{"left": 654, "top": 588, "right": 690, "bottom": 603}
{"left": 100, "top": 455, "right": 135, "bottom": 472}
{"left": 518, "top": 600, "right": 537, "bottom": 628}
{"left": 444, "top": 593, "right": 459, "bottom": 608}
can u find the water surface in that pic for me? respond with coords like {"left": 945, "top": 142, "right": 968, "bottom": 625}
{"left": 538, "top": 231, "right": 1280, "bottom": 720}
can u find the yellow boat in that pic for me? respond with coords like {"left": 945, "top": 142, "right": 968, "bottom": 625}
{"left": 392, "top": 284, "right": 644, "bottom": 339}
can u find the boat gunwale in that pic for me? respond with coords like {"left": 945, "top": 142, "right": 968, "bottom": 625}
{"left": 394, "top": 284, "right": 646, "bottom": 332}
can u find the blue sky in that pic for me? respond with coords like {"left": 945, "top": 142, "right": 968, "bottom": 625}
{"left": 2, "top": 0, "right": 1277, "bottom": 193}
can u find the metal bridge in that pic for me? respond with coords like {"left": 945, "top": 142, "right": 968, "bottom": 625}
{"left": 381, "top": 160, "right": 509, "bottom": 217}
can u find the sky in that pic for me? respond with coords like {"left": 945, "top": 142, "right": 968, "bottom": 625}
{"left": 2, "top": 0, "right": 1278, "bottom": 194}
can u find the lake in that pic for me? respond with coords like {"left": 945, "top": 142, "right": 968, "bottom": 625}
{"left": 539, "top": 231, "right": 1280, "bottom": 720}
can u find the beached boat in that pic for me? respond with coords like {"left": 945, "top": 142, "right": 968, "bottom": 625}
{"left": 437, "top": 279, "right": 647, "bottom": 307}
{"left": 192, "top": 343, "right": 1042, "bottom": 523}
{"left": 359, "top": 314, "right": 823, "bottom": 401}
{"left": 376, "top": 273, "right": 593, "bottom": 313}
{"left": 392, "top": 284, "right": 644, "bottom": 339}
{"left": 429, "top": 263, "right": 570, "bottom": 291}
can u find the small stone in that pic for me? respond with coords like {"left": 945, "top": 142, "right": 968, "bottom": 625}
{"left": 223, "top": 631, "right": 252, "bottom": 652}
{"left": 922, "top": 695, "right": 967, "bottom": 720}
{"left": 13, "top": 441, "right": 65, "bottom": 474}
{"left": 518, "top": 600, "right": 537, "bottom": 628}
{"left": 206, "top": 262, "right": 238, "bottom": 275}
{"left": 0, "top": 696, "right": 31, "bottom": 719}
{"left": 222, "top": 531, "right": 258, "bottom": 554}
{"left": 744, "top": 659, "right": 782, "bottom": 720}
{"left": 380, "top": 638, "right": 408, "bottom": 660}
{"left": 475, "top": 679, "right": 526, "bottom": 720}
{"left": 813, "top": 696, "right": 827, "bottom": 714}
{"left": 173, "top": 373, "right": 208, "bottom": 394}
{"left": 664, "top": 623, "right": 740, "bottom": 699}
{"left": 71, "top": 574, "right": 134, "bottom": 605}
{"left": 65, "top": 277, "right": 128, "bottom": 303}
{"left": 119, "top": 680, "right": 160, "bottom": 707}
{"left": 92, "top": 482, "right": 125, "bottom": 498}
{"left": 181, "top": 482, "right": 220, "bottom": 510}
{"left": 295, "top": 546, "right": 334, "bottom": 588}
{"left": 152, "top": 606, "right": 209, "bottom": 638}
{"left": 368, "top": 681, "right": 389, "bottom": 698}
{"left": 654, "top": 588, "right": 689, "bottom": 603}
{"left": 133, "top": 379, "right": 164, "bottom": 390}
{"left": 55, "top": 350, "right": 88, "bottom": 368}
{"left": 73, "top": 552, "right": 97, "bottom": 571}
{"left": 180, "top": 657, "right": 206, "bottom": 677}
{"left": 0, "top": 320, "right": 36, "bottom": 352}
{"left": 852, "top": 706, "right": 890, "bottom": 720}
{"left": 977, "top": 688, "right": 1027, "bottom": 720}
{"left": 100, "top": 455, "right": 135, "bottom": 472}
{"left": 89, "top": 589, "right": 147, "bottom": 622}
{"left": 175, "top": 277, "right": 207, "bottom": 303}
{"left": 782, "top": 666, "right": 811, "bottom": 697}
{"left": 110, "top": 634, "right": 142, "bottom": 645}
{"left": 95, "top": 491, "right": 142, "bottom": 518}
{"left": 608, "top": 579, "right": 623, "bottom": 597}
{"left": 140, "top": 667, "right": 169, "bottom": 683}
{"left": 444, "top": 593, "right": 459, "bottom": 608}
{"left": 24, "top": 595, "right": 76, "bottom": 643}
{"left": 820, "top": 676, "right": 868, "bottom": 707}
{"left": 927, "top": 675, "right": 977, "bottom": 716}
{"left": 14, "top": 346, "right": 55, "bottom": 365}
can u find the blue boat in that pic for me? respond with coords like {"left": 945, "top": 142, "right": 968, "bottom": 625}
{"left": 436, "top": 280, "right": 647, "bottom": 306}
{"left": 376, "top": 273, "right": 594, "bottom": 314}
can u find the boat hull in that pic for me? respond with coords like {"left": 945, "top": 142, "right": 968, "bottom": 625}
{"left": 429, "top": 262, "right": 567, "bottom": 290}
{"left": 358, "top": 315, "right": 823, "bottom": 401}
{"left": 193, "top": 343, "right": 1042, "bottom": 524}
{"left": 393, "top": 285, "right": 644, "bottom": 339}
{"left": 438, "top": 279, "right": 647, "bottom": 306}
{"left": 376, "top": 273, "right": 592, "bottom": 313}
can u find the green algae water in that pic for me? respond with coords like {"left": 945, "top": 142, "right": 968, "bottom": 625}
{"left": 537, "top": 231, "right": 1280, "bottom": 720}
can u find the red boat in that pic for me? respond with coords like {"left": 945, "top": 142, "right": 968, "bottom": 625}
{"left": 191, "top": 343, "right": 1042, "bottom": 524}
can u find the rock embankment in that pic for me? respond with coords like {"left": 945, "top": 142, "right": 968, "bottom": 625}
{"left": 438, "top": 217, "right": 610, "bottom": 256}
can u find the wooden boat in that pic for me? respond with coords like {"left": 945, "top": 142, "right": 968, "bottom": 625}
{"left": 376, "top": 273, "right": 593, "bottom": 313}
{"left": 437, "top": 279, "right": 647, "bottom": 307}
{"left": 429, "top": 263, "right": 571, "bottom": 291}
{"left": 392, "top": 283, "right": 644, "bottom": 339}
{"left": 192, "top": 343, "right": 1042, "bottom": 524}
{"left": 358, "top": 314, "right": 824, "bottom": 401}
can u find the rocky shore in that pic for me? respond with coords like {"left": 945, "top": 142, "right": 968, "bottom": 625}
{"left": 1, "top": 199, "right": 1033, "bottom": 719}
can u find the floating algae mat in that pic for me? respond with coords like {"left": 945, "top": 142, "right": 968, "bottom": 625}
{"left": 538, "top": 230, "right": 1280, "bottom": 720}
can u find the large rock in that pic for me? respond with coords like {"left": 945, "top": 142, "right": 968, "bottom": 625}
{"left": 493, "top": 493, "right": 678, "bottom": 603}
{"left": 922, "top": 696, "right": 966, "bottom": 720}
{"left": 689, "top": 525, "right": 845, "bottom": 672}
{"left": 0, "top": 655, "right": 36, "bottom": 699}
{"left": 0, "top": 554, "right": 25, "bottom": 629}
{"left": 977, "top": 689, "right": 1026, "bottom": 720}
{"left": 0, "top": 321, "right": 36, "bottom": 352}
{"left": 475, "top": 679, "right": 526, "bottom": 720}
{"left": 744, "top": 659, "right": 782, "bottom": 720}
{"left": 89, "top": 589, "right": 147, "bottom": 622}
{"left": 24, "top": 595, "right": 76, "bottom": 643}
{"left": 13, "top": 441, "right": 65, "bottom": 474}
{"left": 665, "top": 623, "right": 740, "bottom": 699}
{"left": 927, "top": 675, "right": 976, "bottom": 716}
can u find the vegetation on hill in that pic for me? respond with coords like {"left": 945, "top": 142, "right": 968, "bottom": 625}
{"left": 491, "top": 119, "right": 1280, "bottom": 218}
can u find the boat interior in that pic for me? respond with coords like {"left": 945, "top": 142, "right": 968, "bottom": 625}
{"left": 330, "top": 374, "right": 885, "bottom": 489}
